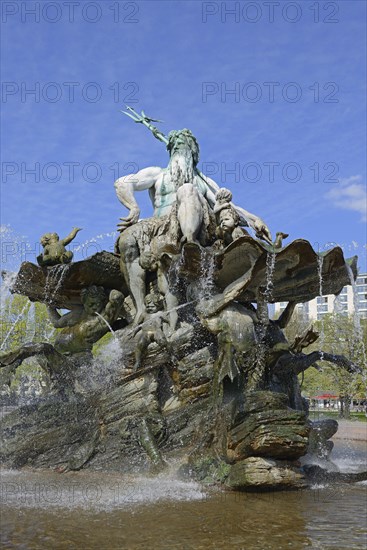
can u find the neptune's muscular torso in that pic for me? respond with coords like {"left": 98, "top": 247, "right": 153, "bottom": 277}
{"left": 153, "top": 169, "right": 208, "bottom": 218}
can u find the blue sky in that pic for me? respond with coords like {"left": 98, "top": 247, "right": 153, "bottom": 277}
{"left": 1, "top": 0, "right": 366, "bottom": 271}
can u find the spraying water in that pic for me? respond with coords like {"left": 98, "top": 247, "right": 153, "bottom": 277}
{"left": 0, "top": 301, "right": 29, "bottom": 351}
{"left": 0, "top": 229, "right": 27, "bottom": 351}
{"left": 0, "top": 272, "right": 17, "bottom": 311}
{"left": 95, "top": 312, "right": 116, "bottom": 337}
{"left": 72, "top": 232, "right": 118, "bottom": 257}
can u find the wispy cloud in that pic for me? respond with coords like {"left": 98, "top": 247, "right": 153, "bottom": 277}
{"left": 325, "top": 175, "right": 367, "bottom": 222}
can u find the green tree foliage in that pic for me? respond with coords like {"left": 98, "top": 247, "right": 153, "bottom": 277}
{"left": 1, "top": 294, "right": 55, "bottom": 351}
{"left": 0, "top": 294, "right": 55, "bottom": 393}
{"left": 286, "top": 311, "right": 367, "bottom": 418}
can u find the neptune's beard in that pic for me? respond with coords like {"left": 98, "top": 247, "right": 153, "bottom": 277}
{"left": 169, "top": 147, "right": 195, "bottom": 190}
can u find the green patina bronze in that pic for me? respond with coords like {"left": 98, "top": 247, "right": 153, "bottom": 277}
{"left": 37, "top": 227, "right": 82, "bottom": 267}
{"left": 0, "top": 111, "right": 362, "bottom": 489}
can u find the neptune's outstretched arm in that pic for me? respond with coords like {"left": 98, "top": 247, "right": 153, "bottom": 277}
{"left": 114, "top": 166, "right": 162, "bottom": 231}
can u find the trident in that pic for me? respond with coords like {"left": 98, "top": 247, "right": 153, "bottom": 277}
{"left": 120, "top": 105, "right": 169, "bottom": 145}
{"left": 121, "top": 104, "right": 220, "bottom": 197}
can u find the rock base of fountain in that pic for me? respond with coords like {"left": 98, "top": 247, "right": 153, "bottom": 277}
{"left": 1, "top": 385, "right": 311, "bottom": 490}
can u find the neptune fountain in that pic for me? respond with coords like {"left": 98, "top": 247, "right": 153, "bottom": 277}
{"left": 0, "top": 109, "right": 363, "bottom": 489}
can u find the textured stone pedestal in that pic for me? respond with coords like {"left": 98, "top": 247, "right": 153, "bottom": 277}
{"left": 226, "top": 457, "right": 307, "bottom": 490}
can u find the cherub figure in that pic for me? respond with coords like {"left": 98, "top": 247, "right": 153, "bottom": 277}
{"left": 139, "top": 250, "right": 179, "bottom": 333}
{"left": 37, "top": 227, "right": 82, "bottom": 267}
{"left": 213, "top": 187, "right": 233, "bottom": 212}
{"left": 132, "top": 292, "right": 169, "bottom": 372}
{"left": 213, "top": 188, "right": 249, "bottom": 247}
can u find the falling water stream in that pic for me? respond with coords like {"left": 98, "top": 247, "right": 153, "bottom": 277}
{"left": 198, "top": 249, "right": 216, "bottom": 300}
{"left": 333, "top": 291, "right": 343, "bottom": 314}
{"left": 0, "top": 302, "right": 29, "bottom": 351}
{"left": 317, "top": 254, "right": 325, "bottom": 362}
{"left": 44, "top": 264, "right": 70, "bottom": 304}
{"left": 264, "top": 248, "right": 276, "bottom": 302}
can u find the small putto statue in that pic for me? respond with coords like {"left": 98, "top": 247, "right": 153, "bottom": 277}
{"left": 37, "top": 227, "right": 82, "bottom": 267}
{"left": 131, "top": 292, "right": 169, "bottom": 372}
{"left": 213, "top": 188, "right": 249, "bottom": 247}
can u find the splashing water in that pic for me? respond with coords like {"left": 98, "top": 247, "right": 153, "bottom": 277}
{"left": 84, "top": 337, "right": 126, "bottom": 390}
{"left": 0, "top": 466, "right": 207, "bottom": 511}
{"left": 83, "top": 313, "right": 123, "bottom": 387}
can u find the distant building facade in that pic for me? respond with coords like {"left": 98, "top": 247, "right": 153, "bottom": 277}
{"left": 274, "top": 272, "right": 367, "bottom": 321}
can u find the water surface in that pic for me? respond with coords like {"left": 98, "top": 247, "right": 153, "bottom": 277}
{"left": 1, "top": 441, "right": 366, "bottom": 549}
